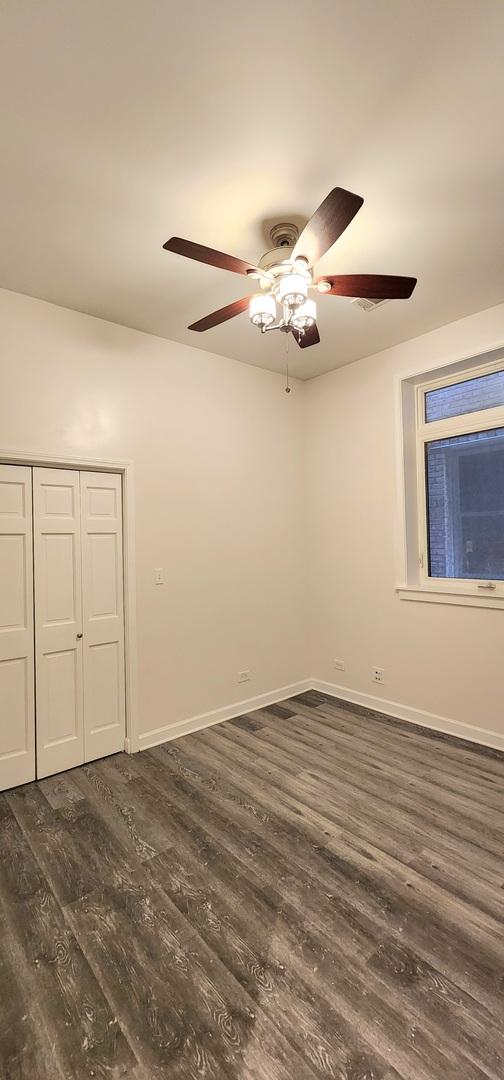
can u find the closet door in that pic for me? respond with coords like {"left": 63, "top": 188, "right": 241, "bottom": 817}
{"left": 0, "top": 465, "right": 35, "bottom": 790}
{"left": 33, "top": 468, "right": 84, "bottom": 778}
{"left": 81, "top": 472, "right": 125, "bottom": 761}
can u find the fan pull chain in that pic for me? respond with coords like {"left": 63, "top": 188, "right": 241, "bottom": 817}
{"left": 284, "top": 332, "right": 292, "bottom": 394}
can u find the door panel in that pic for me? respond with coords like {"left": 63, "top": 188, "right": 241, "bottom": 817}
{"left": 0, "top": 534, "right": 28, "bottom": 627}
{"left": 41, "top": 532, "right": 78, "bottom": 623}
{"left": 0, "top": 658, "right": 29, "bottom": 754}
{"left": 0, "top": 465, "right": 35, "bottom": 790}
{"left": 44, "top": 649, "right": 79, "bottom": 744}
{"left": 81, "top": 472, "right": 125, "bottom": 761}
{"left": 89, "top": 533, "right": 118, "bottom": 616}
{"left": 34, "top": 468, "right": 84, "bottom": 778}
{"left": 87, "top": 641, "right": 121, "bottom": 733}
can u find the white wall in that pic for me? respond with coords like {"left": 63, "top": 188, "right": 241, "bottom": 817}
{"left": 0, "top": 288, "right": 307, "bottom": 743}
{"left": 2, "top": 285, "right": 503, "bottom": 751}
{"left": 305, "top": 301, "right": 504, "bottom": 744}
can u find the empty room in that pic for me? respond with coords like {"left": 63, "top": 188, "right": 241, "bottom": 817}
{"left": 1, "top": 2, "right": 503, "bottom": 1077}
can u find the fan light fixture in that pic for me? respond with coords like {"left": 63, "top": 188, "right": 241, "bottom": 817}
{"left": 277, "top": 272, "right": 308, "bottom": 308}
{"left": 247, "top": 263, "right": 316, "bottom": 341}
{"left": 292, "top": 298, "right": 317, "bottom": 330}
{"left": 249, "top": 293, "right": 276, "bottom": 327}
{"left": 248, "top": 286, "right": 317, "bottom": 339}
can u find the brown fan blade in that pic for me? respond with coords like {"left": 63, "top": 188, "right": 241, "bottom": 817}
{"left": 295, "top": 323, "right": 320, "bottom": 349}
{"left": 164, "top": 237, "right": 258, "bottom": 277}
{"left": 318, "top": 274, "right": 417, "bottom": 299}
{"left": 188, "top": 295, "right": 253, "bottom": 332}
{"left": 293, "top": 188, "right": 364, "bottom": 266}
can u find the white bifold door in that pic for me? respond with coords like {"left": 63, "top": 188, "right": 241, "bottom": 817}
{"left": 80, "top": 471, "right": 125, "bottom": 764}
{"left": 0, "top": 466, "right": 36, "bottom": 789}
{"left": 33, "top": 468, "right": 125, "bottom": 779}
{"left": 0, "top": 465, "right": 125, "bottom": 790}
{"left": 34, "top": 468, "right": 84, "bottom": 777}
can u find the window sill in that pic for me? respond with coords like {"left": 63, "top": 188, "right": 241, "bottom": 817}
{"left": 396, "top": 585, "right": 504, "bottom": 610}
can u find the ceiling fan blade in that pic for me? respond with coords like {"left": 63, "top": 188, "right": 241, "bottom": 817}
{"left": 295, "top": 323, "right": 320, "bottom": 349}
{"left": 318, "top": 274, "right": 417, "bottom": 299}
{"left": 188, "top": 295, "right": 253, "bottom": 332}
{"left": 164, "top": 237, "right": 258, "bottom": 277}
{"left": 293, "top": 188, "right": 364, "bottom": 266}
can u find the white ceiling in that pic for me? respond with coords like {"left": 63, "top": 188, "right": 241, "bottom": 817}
{"left": 1, "top": 1, "right": 503, "bottom": 379}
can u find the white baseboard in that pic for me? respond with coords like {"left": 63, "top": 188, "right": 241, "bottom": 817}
{"left": 311, "top": 678, "right": 504, "bottom": 753}
{"left": 138, "top": 679, "right": 312, "bottom": 751}
{"left": 137, "top": 674, "right": 504, "bottom": 756}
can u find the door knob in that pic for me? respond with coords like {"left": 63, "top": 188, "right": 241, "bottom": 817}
{"left": 76, "top": 632, "right": 83, "bottom": 639}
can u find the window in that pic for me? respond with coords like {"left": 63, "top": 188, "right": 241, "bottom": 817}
{"left": 425, "top": 427, "right": 504, "bottom": 580}
{"left": 399, "top": 356, "right": 504, "bottom": 606}
{"left": 425, "top": 369, "right": 504, "bottom": 422}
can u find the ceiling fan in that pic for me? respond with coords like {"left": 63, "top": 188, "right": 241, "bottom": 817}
{"left": 163, "top": 187, "right": 417, "bottom": 350}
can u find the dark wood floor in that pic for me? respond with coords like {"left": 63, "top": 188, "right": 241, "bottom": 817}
{"left": 1, "top": 691, "right": 504, "bottom": 1079}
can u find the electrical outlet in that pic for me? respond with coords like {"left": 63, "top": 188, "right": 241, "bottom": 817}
{"left": 154, "top": 568, "right": 164, "bottom": 585}
{"left": 238, "top": 670, "right": 251, "bottom": 684}
{"left": 333, "top": 658, "right": 345, "bottom": 671}
{"left": 372, "top": 666, "right": 384, "bottom": 684}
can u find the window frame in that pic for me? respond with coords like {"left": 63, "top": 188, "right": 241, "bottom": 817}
{"left": 414, "top": 356, "right": 504, "bottom": 599}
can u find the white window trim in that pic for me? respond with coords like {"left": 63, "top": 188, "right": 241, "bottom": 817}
{"left": 397, "top": 352, "right": 504, "bottom": 609}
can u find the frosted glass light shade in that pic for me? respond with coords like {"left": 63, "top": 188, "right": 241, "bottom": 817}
{"left": 277, "top": 273, "right": 308, "bottom": 308}
{"left": 292, "top": 298, "right": 317, "bottom": 330}
{"left": 249, "top": 293, "right": 276, "bottom": 327}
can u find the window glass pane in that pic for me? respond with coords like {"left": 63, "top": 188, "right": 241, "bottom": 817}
{"left": 426, "top": 427, "right": 504, "bottom": 580}
{"left": 425, "top": 369, "right": 504, "bottom": 422}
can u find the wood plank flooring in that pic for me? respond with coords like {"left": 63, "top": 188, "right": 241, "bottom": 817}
{"left": 1, "top": 690, "right": 504, "bottom": 1078}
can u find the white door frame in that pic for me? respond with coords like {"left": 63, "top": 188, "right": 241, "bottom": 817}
{"left": 0, "top": 449, "right": 139, "bottom": 753}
